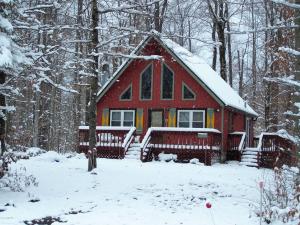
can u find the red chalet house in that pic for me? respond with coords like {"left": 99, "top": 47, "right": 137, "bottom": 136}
{"left": 80, "top": 34, "right": 260, "bottom": 166}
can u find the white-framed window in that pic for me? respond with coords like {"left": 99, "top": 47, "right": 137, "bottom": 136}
{"left": 110, "top": 110, "right": 135, "bottom": 127}
{"left": 177, "top": 110, "right": 205, "bottom": 128}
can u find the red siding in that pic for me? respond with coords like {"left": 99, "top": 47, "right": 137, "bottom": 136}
{"left": 97, "top": 40, "right": 220, "bottom": 130}
{"left": 97, "top": 39, "right": 253, "bottom": 151}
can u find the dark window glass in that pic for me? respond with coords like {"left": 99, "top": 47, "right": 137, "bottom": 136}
{"left": 178, "top": 111, "right": 189, "bottom": 128}
{"left": 120, "top": 85, "right": 132, "bottom": 100}
{"left": 162, "top": 64, "right": 174, "bottom": 99}
{"left": 111, "top": 111, "right": 121, "bottom": 126}
{"left": 141, "top": 65, "right": 152, "bottom": 99}
{"left": 183, "top": 84, "right": 195, "bottom": 99}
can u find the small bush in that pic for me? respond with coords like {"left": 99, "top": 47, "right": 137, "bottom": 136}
{"left": 0, "top": 166, "right": 38, "bottom": 192}
{"left": 260, "top": 166, "right": 299, "bottom": 223}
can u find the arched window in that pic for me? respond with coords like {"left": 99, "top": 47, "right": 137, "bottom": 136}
{"left": 161, "top": 64, "right": 174, "bottom": 99}
{"left": 140, "top": 64, "right": 152, "bottom": 100}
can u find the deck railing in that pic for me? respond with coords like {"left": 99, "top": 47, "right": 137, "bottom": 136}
{"left": 79, "top": 126, "right": 136, "bottom": 159}
{"left": 227, "top": 132, "right": 246, "bottom": 161}
{"left": 140, "top": 127, "right": 222, "bottom": 165}
{"left": 256, "top": 132, "right": 297, "bottom": 168}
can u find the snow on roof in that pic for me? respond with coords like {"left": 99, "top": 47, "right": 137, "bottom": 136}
{"left": 97, "top": 34, "right": 258, "bottom": 116}
{"left": 159, "top": 37, "right": 257, "bottom": 116}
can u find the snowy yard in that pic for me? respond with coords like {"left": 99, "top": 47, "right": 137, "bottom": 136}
{"left": 0, "top": 151, "right": 274, "bottom": 225}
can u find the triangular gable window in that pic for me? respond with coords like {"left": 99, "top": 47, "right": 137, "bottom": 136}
{"left": 120, "top": 84, "right": 132, "bottom": 100}
{"left": 182, "top": 83, "right": 196, "bottom": 100}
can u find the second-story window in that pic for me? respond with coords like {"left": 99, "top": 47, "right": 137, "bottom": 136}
{"left": 140, "top": 64, "right": 152, "bottom": 100}
{"left": 162, "top": 64, "right": 174, "bottom": 99}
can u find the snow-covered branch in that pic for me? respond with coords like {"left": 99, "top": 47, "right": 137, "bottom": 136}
{"left": 272, "top": 0, "right": 300, "bottom": 9}
{"left": 279, "top": 47, "right": 300, "bottom": 56}
{"left": 99, "top": 0, "right": 160, "bottom": 14}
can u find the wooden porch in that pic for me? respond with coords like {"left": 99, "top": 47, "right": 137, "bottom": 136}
{"left": 227, "top": 131, "right": 297, "bottom": 168}
{"left": 139, "top": 128, "right": 221, "bottom": 165}
{"left": 79, "top": 126, "right": 297, "bottom": 168}
{"left": 79, "top": 126, "right": 136, "bottom": 159}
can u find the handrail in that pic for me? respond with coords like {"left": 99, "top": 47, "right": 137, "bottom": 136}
{"left": 79, "top": 126, "right": 133, "bottom": 131}
{"left": 229, "top": 131, "right": 246, "bottom": 151}
{"left": 140, "top": 128, "right": 153, "bottom": 161}
{"left": 122, "top": 127, "right": 136, "bottom": 154}
{"left": 238, "top": 132, "right": 246, "bottom": 151}
{"left": 255, "top": 131, "right": 297, "bottom": 167}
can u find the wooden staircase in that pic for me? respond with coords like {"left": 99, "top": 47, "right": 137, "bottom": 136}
{"left": 240, "top": 148, "right": 259, "bottom": 167}
{"left": 124, "top": 140, "right": 141, "bottom": 160}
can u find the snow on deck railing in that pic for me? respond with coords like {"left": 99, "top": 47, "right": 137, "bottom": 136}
{"left": 230, "top": 131, "right": 246, "bottom": 151}
{"left": 145, "top": 127, "right": 221, "bottom": 133}
{"left": 140, "top": 127, "right": 221, "bottom": 156}
{"left": 79, "top": 126, "right": 133, "bottom": 131}
{"left": 256, "top": 130, "right": 296, "bottom": 151}
{"left": 122, "top": 127, "right": 136, "bottom": 149}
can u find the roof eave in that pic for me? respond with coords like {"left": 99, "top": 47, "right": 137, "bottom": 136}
{"left": 96, "top": 36, "right": 154, "bottom": 102}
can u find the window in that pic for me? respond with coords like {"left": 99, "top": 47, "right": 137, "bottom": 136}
{"left": 177, "top": 110, "right": 205, "bottom": 128}
{"left": 110, "top": 110, "right": 135, "bottom": 127}
{"left": 162, "top": 64, "right": 174, "bottom": 99}
{"left": 120, "top": 84, "right": 132, "bottom": 100}
{"left": 140, "top": 64, "right": 152, "bottom": 100}
{"left": 182, "top": 83, "right": 195, "bottom": 100}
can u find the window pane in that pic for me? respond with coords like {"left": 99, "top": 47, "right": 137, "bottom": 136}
{"left": 193, "top": 112, "right": 203, "bottom": 122}
{"left": 179, "top": 122, "right": 189, "bottom": 127}
{"left": 123, "top": 121, "right": 133, "bottom": 126}
{"left": 179, "top": 111, "right": 189, "bottom": 122}
{"left": 192, "top": 122, "right": 203, "bottom": 128}
{"left": 111, "top": 121, "right": 121, "bottom": 126}
{"left": 162, "top": 64, "right": 174, "bottom": 99}
{"left": 183, "top": 85, "right": 195, "bottom": 99}
{"left": 124, "top": 111, "right": 133, "bottom": 121}
{"left": 141, "top": 65, "right": 152, "bottom": 99}
{"left": 111, "top": 112, "right": 121, "bottom": 120}
{"left": 120, "top": 86, "right": 131, "bottom": 100}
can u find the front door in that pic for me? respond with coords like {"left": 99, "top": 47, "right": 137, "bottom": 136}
{"left": 149, "top": 110, "right": 164, "bottom": 127}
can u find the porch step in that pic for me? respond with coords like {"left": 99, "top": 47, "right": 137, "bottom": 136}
{"left": 124, "top": 143, "right": 141, "bottom": 160}
{"left": 240, "top": 148, "right": 259, "bottom": 168}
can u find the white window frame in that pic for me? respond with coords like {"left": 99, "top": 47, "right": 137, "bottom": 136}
{"left": 177, "top": 110, "right": 205, "bottom": 128}
{"left": 110, "top": 110, "right": 135, "bottom": 127}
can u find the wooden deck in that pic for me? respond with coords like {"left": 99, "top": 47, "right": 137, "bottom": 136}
{"left": 139, "top": 127, "right": 221, "bottom": 165}
{"left": 79, "top": 126, "right": 136, "bottom": 159}
{"left": 78, "top": 126, "right": 297, "bottom": 168}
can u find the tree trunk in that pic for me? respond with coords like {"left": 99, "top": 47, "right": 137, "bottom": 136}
{"left": 237, "top": 50, "right": 244, "bottom": 97}
{"left": 188, "top": 20, "right": 192, "bottom": 52}
{"left": 0, "top": 71, "right": 6, "bottom": 156}
{"left": 217, "top": 22, "right": 227, "bottom": 81}
{"left": 294, "top": 0, "right": 300, "bottom": 141}
{"left": 211, "top": 2, "right": 218, "bottom": 71}
{"left": 251, "top": 0, "right": 257, "bottom": 108}
{"left": 226, "top": 3, "right": 233, "bottom": 86}
{"left": 88, "top": 0, "right": 99, "bottom": 171}
{"left": 32, "top": 91, "right": 40, "bottom": 147}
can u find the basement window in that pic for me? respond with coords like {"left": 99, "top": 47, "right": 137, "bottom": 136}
{"left": 140, "top": 64, "right": 152, "bottom": 100}
{"left": 161, "top": 64, "right": 174, "bottom": 99}
{"left": 120, "top": 84, "right": 132, "bottom": 101}
{"left": 182, "top": 83, "right": 196, "bottom": 100}
{"left": 110, "top": 110, "right": 135, "bottom": 127}
{"left": 177, "top": 110, "right": 205, "bottom": 128}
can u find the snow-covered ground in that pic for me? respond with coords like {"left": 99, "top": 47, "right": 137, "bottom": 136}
{"left": 0, "top": 151, "right": 274, "bottom": 225}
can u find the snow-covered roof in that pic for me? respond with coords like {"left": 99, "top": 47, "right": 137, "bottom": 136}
{"left": 97, "top": 34, "right": 258, "bottom": 116}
